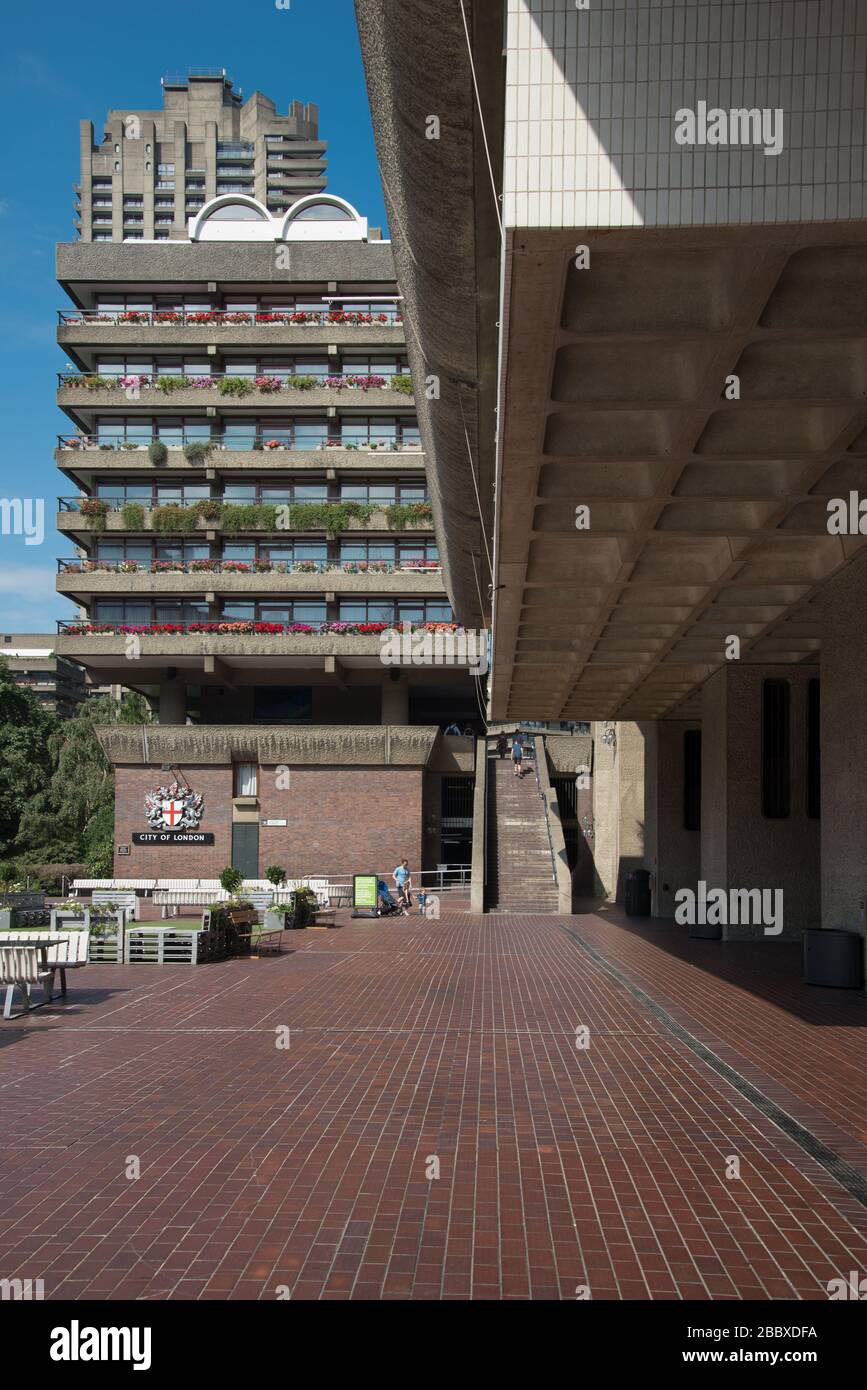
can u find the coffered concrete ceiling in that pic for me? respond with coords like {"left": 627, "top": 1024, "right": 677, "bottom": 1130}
{"left": 491, "top": 222, "right": 867, "bottom": 722}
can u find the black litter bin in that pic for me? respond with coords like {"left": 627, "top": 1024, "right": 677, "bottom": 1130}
{"left": 803, "top": 928, "right": 864, "bottom": 988}
{"left": 625, "top": 870, "right": 651, "bottom": 917}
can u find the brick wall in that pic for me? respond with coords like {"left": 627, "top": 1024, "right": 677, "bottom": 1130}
{"left": 113, "top": 765, "right": 234, "bottom": 879}
{"left": 113, "top": 762, "right": 424, "bottom": 879}
{"left": 259, "top": 765, "right": 423, "bottom": 877}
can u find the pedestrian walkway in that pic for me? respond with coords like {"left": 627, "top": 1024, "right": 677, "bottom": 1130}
{"left": 0, "top": 908, "right": 864, "bottom": 1300}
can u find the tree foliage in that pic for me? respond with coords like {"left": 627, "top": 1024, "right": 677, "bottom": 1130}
{"left": 0, "top": 664, "right": 151, "bottom": 874}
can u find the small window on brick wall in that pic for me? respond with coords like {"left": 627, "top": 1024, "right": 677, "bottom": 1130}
{"left": 762, "top": 679, "right": 791, "bottom": 819}
{"left": 233, "top": 763, "right": 258, "bottom": 797}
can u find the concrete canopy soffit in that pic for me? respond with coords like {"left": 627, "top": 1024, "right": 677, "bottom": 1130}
{"left": 492, "top": 221, "right": 867, "bottom": 722}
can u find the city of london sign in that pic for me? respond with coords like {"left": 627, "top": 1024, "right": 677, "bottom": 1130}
{"left": 132, "top": 781, "right": 214, "bottom": 845}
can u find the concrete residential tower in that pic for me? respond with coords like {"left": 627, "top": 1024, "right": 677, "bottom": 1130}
{"left": 56, "top": 75, "right": 479, "bottom": 883}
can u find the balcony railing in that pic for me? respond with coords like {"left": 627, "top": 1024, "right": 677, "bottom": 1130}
{"left": 57, "top": 557, "right": 441, "bottom": 575}
{"left": 58, "top": 307, "right": 404, "bottom": 327}
{"left": 56, "top": 497, "right": 434, "bottom": 529}
{"left": 58, "top": 619, "right": 461, "bottom": 637}
{"left": 58, "top": 372, "right": 412, "bottom": 396}
{"left": 57, "top": 432, "right": 421, "bottom": 453}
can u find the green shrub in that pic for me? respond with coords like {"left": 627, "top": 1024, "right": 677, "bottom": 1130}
{"left": 155, "top": 375, "right": 187, "bottom": 395}
{"left": 285, "top": 375, "right": 318, "bottom": 392}
{"left": 392, "top": 374, "right": 413, "bottom": 395}
{"left": 266, "top": 865, "right": 286, "bottom": 886}
{"left": 152, "top": 504, "right": 197, "bottom": 534}
{"left": 193, "top": 499, "right": 221, "bottom": 522}
{"left": 219, "top": 866, "right": 244, "bottom": 896}
{"left": 218, "top": 376, "right": 254, "bottom": 398}
{"left": 385, "top": 502, "right": 433, "bottom": 530}
{"left": 220, "top": 503, "right": 279, "bottom": 533}
{"left": 120, "top": 502, "right": 146, "bottom": 530}
{"left": 148, "top": 441, "right": 168, "bottom": 465}
{"left": 183, "top": 441, "right": 212, "bottom": 464}
{"left": 289, "top": 502, "right": 374, "bottom": 535}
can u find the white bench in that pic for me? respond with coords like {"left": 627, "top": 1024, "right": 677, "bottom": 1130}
{"left": 0, "top": 930, "right": 91, "bottom": 1002}
{"left": 92, "top": 890, "right": 139, "bottom": 921}
{"left": 0, "top": 945, "right": 52, "bottom": 1017}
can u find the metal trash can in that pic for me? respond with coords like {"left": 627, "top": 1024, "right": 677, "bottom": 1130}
{"left": 625, "top": 869, "right": 651, "bottom": 917}
{"left": 803, "top": 928, "right": 864, "bottom": 988}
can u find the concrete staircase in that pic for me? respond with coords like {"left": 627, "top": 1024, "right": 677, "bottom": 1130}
{"left": 485, "top": 755, "right": 560, "bottom": 913}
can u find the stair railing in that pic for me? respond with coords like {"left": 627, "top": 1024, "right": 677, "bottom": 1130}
{"left": 530, "top": 736, "right": 558, "bottom": 886}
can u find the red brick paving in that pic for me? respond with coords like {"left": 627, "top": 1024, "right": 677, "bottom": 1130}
{"left": 0, "top": 909, "right": 865, "bottom": 1300}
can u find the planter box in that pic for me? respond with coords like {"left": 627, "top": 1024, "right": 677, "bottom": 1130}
{"left": 803, "top": 928, "right": 864, "bottom": 988}
{"left": 50, "top": 909, "right": 90, "bottom": 931}
{"left": 124, "top": 925, "right": 226, "bottom": 964}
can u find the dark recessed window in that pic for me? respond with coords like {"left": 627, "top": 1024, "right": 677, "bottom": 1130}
{"left": 683, "top": 729, "right": 701, "bottom": 832}
{"left": 254, "top": 686, "right": 312, "bottom": 724}
{"left": 807, "top": 678, "right": 821, "bottom": 820}
{"left": 762, "top": 679, "right": 791, "bottom": 819}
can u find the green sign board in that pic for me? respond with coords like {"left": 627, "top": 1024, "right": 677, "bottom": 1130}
{"left": 353, "top": 874, "right": 379, "bottom": 910}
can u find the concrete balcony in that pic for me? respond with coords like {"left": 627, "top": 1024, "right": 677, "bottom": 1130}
{"left": 57, "top": 321, "right": 407, "bottom": 349}
{"left": 56, "top": 505, "right": 435, "bottom": 539}
{"left": 56, "top": 566, "right": 446, "bottom": 598}
{"left": 56, "top": 445, "right": 424, "bottom": 476}
{"left": 57, "top": 380, "right": 414, "bottom": 411}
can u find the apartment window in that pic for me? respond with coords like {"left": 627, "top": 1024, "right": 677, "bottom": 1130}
{"left": 762, "top": 679, "right": 791, "bottom": 819}
{"left": 683, "top": 730, "right": 701, "bottom": 832}
{"left": 93, "top": 233, "right": 112, "bottom": 242}
{"left": 233, "top": 764, "right": 258, "bottom": 797}
{"left": 157, "top": 163, "right": 175, "bottom": 175}
{"left": 156, "top": 181, "right": 175, "bottom": 190}
{"left": 807, "top": 679, "right": 821, "bottom": 820}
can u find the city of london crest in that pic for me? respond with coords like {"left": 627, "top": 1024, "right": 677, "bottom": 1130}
{"left": 143, "top": 781, "right": 204, "bottom": 832}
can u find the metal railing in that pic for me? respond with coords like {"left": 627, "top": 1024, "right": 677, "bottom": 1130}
{"left": 58, "top": 370, "right": 412, "bottom": 391}
{"left": 530, "top": 735, "right": 558, "bottom": 888}
{"left": 58, "top": 307, "right": 405, "bottom": 326}
{"left": 57, "top": 432, "right": 422, "bottom": 452}
{"left": 57, "top": 556, "right": 442, "bottom": 575}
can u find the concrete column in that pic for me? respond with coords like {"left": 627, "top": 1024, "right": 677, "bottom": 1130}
{"left": 700, "top": 664, "right": 819, "bottom": 940}
{"left": 819, "top": 555, "right": 867, "bottom": 931}
{"left": 591, "top": 721, "right": 646, "bottom": 902}
{"left": 158, "top": 678, "right": 187, "bottom": 725}
{"left": 381, "top": 675, "right": 409, "bottom": 725}
{"left": 643, "top": 720, "right": 700, "bottom": 918}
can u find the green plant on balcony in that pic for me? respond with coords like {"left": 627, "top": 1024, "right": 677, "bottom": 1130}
{"left": 218, "top": 376, "right": 254, "bottom": 398}
{"left": 220, "top": 503, "right": 280, "bottom": 533}
{"left": 120, "top": 502, "right": 146, "bottom": 530}
{"left": 385, "top": 502, "right": 433, "bottom": 530}
{"left": 152, "top": 504, "right": 198, "bottom": 534}
{"left": 78, "top": 498, "right": 110, "bottom": 530}
{"left": 155, "top": 375, "right": 188, "bottom": 394}
{"left": 289, "top": 502, "right": 375, "bottom": 535}
{"left": 285, "top": 375, "right": 319, "bottom": 392}
{"left": 194, "top": 499, "right": 222, "bottom": 522}
{"left": 183, "top": 441, "right": 213, "bottom": 464}
{"left": 148, "top": 441, "right": 168, "bottom": 465}
{"left": 74, "top": 374, "right": 113, "bottom": 391}
{"left": 392, "top": 374, "right": 413, "bottom": 395}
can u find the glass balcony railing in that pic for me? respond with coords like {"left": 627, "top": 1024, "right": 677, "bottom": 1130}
{"left": 57, "top": 431, "right": 422, "bottom": 452}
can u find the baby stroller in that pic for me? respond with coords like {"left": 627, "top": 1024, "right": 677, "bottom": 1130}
{"left": 376, "top": 879, "right": 402, "bottom": 917}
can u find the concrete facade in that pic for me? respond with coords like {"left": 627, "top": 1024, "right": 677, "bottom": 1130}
{"left": 77, "top": 72, "right": 326, "bottom": 243}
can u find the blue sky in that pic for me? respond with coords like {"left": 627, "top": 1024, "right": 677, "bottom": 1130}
{"left": 0, "top": 0, "right": 386, "bottom": 631}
